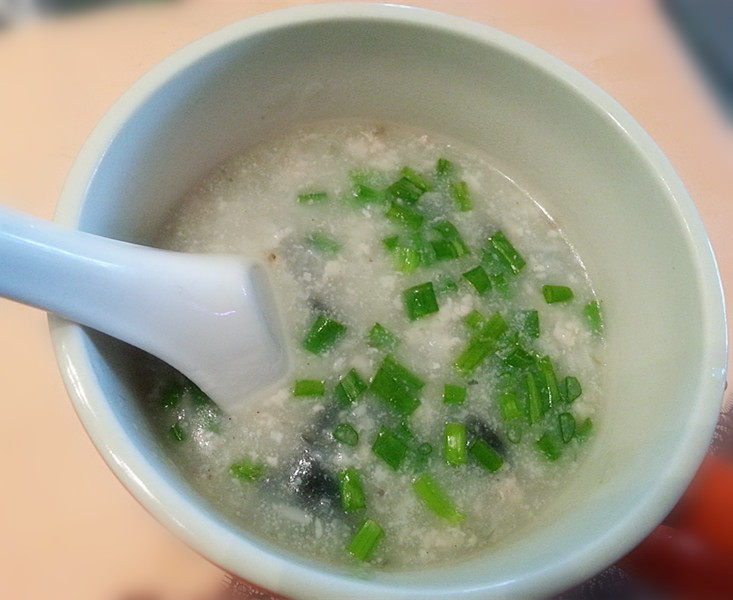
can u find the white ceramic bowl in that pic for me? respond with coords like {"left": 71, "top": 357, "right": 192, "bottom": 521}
{"left": 51, "top": 4, "right": 726, "bottom": 599}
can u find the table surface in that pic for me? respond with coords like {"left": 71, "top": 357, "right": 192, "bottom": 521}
{"left": 1, "top": 1, "right": 732, "bottom": 598}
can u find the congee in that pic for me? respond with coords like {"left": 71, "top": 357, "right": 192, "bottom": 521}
{"left": 147, "top": 122, "right": 604, "bottom": 568}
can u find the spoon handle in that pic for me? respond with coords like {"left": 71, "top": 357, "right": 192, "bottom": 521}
{"left": 0, "top": 205, "right": 286, "bottom": 412}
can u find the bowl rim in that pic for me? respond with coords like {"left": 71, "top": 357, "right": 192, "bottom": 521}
{"left": 50, "top": 3, "right": 727, "bottom": 598}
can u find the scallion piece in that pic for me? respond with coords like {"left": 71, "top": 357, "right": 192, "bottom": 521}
{"left": 349, "top": 170, "right": 387, "bottom": 204}
{"left": 410, "top": 232, "right": 436, "bottom": 266}
{"left": 385, "top": 202, "right": 424, "bottom": 229}
{"left": 307, "top": 232, "right": 341, "bottom": 254}
{"left": 382, "top": 235, "right": 400, "bottom": 251}
{"left": 333, "top": 423, "right": 359, "bottom": 446}
{"left": 584, "top": 300, "right": 604, "bottom": 336}
{"left": 464, "top": 310, "right": 485, "bottom": 331}
{"left": 347, "top": 519, "right": 384, "bottom": 561}
{"left": 435, "top": 157, "right": 455, "bottom": 179}
{"left": 536, "top": 431, "right": 562, "bottom": 461}
{"left": 229, "top": 459, "right": 265, "bottom": 480}
{"left": 401, "top": 166, "right": 431, "bottom": 191}
{"left": 388, "top": 176, "right": 425, "bottom": 204}
{"left": 487, "top": 231, "right": 525, "bottom": 274}
{"left": 563, "top": 376, "right": 582, "bottom": 402}
{"left": 431, "top": 239, "right": 465, "bottom": 261}
{"left": 542, "top": 285, "right": 574, "bottom": 304}
{"left": 297, "top": 191, "right": 328, "bottom": 205}
{"left": 393, "top": 421, "right": 415, "bottom": 445}
{"left": 367, "top": 322, "right": 399, "bottom": 351}
{"left": 335, "top": 369, "right": 367, "bottom": 406}
{"left": 372, "top": 427, "right": 409, "bottom": 470}
{"left": 292, "top": 379, "right": 326, "bottom": 397}
{"left": 469, "top": 439, "right": 504, "bottom": 472}
{"left": 352, "top": 184, "right": 385, "bottom": 203}
{"left": 434, "top": 275, "right": 458, "bottom": 295}
{"left": 558, "top": 413, "right": 576, "bottom": 443}
{"left": 498, "top": 391, "right": 523, "bottom": 421}
{"left": 462, "top": 265, "right": 491, "bottom": 295}
{"left": 370, "top": 355, "right": 424, "bottom": 415}
{"left": 513, "top": 309, "right": 540, "bottom": 339}
{"left": 450, "top": 180, "right": 472, "bottom": 211}
{"left": 403, "top": 282, "right": 439, "bottom": 321}
{"left": 413, "top": 473, "right": 465, "bottom": 523}
{"left": 537, "top": 355, "right": 562, "bottom": 409}
{"left": 303, "top": 315, "right": 347, "bottom": 354}
{"left": 575, "top": 417, "right": 593, "bottom": 442}
{"left": 444, "top": 423, "right": 467, "bottom": 465}
{"left": 478, "top": 312, "right": 508, "bottom": 340}
{"left": 392, "top": 245, "right": 420, "bottom": 273}
{"left": 168, "top": 423, "right": 186, "bottom": 442}
{"left": 338, "top": 468, "right": 367, "bottom": 512}
{"left": 503, "top": 345, "right": 536, "bottom": 368}
{"left": 443, "top": 384, "right": 467, "bottom": 405}
{"left": 525, "top": 372, "right": 542, "bottom": 425}
{"left": 455, "top": 337, "right": 497, "bottom": 374}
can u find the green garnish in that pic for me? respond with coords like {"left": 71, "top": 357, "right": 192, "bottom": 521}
{"left": 334, "top": 369, "right": 367, "bottom": 406}
{"left": 584, "top": 300, "right": 604, "bottom": 336}
{"left": 401, "top": 166, "right": 431, "bottom": 192}
{"left": 303, "top": 315, "right": 347, "bottom": 354}
{"left": 307, "top": 232, "right": 341, "bottom": 254}
{"left": 370, "top": 355, "right": 424, "bottom": 415}
{"left": 537, "top": 355, "right": 562, "bottom": 409}
{"left": 367, "top": 322, "right": 399, "bottom": 351}
{"left": 432, "top": 238, "right": 467, "bottom": 261}
{"left": 563, "top": 376, "right": 582, "bottom": 402}
{"left": 498, "top": 391, "right": 523, "bottom": 421}
{"left": 462, "top": 266, "right": 491, "bottom": 295}
{"left": 297, "top": 191, "right": 328, "bottom": 205}
{"left": 455, "top": 338, "right": 497, "bottom": 374}
{"left": 382, "top": 235, "right": 400, "bottom": 251}
{"left": 435, "top": 157, "right": 455, "bottom": 179}
{"left": 347, "top": 519, "right": 384, "bottom": 561}
{"left": 352, "top": 184, "right": 385, "bottom": 203}
{"left": 444, "top": 423, "right": 467, "bottom": 465}
{"left": 525, "top": 372, "right": 543, "bottom": 425}
{"left": 168, "top": 424, "right": 186, "bottom": 442}
{"left": 487, "top": 231, "right": 525, "bottom": 274}
{"left": 513, "top": 309, "right": 540, "bottom": 338}
{"left": 333, "top": 423, "right": 359, "bottom": 446}
{"left": 413, "top": 473, "right": 465, "bottom": 523}
{"left": 434, "top": 275, "right": 458, "bottom": 294}
{"left": 478, "top": 312, "right": 508, "bottom": 340}
{"left": 450, "top": 180, "right": 472, "bottom": 211}
{"left": 542, "top": 285, "right": 574, "bottom": 304}
{"left": 464, "top": 310, "right": 485, "bottom": 331}
{"left": 372, "top": 427, "right": 409, "bottom": 470}
{"left": 558, "top": 413, "right": 575, "bottom": 443}
{"left": 391, "top": 245, "right": 420, "bottom": 273}
{"left": 338, "top": 468, "right": 367, "bottom": 512}
{"left": 536, "top": 431, "right": 562, "bottom": 461}
{"left": 229, "top": 459, "right": 265, "bottom": 480}
{"left": 575, "top": 417, "right": 593, "bottom": 442}
{"left": 388, "top": 176, "right": 426, "bottom": 204}
{"left": 349, "top": 170, "right": 386, "bottom": 204}
{"left": 292, "top": 379, "right": 326, "bottom": 397}
{"left": 469, "top": 439, "right": 504, "bottom": 472}
{"left": 385, "top": 202, "right": 424, "bottom": 229}
{"left": 403, "top": 282, "right": 439, "bottom": 321}
{"left": 443, "top": 384, "right": 467, "bottom": 405}
{"left": 503, "top": 345, "right": 536, "bottom": 368}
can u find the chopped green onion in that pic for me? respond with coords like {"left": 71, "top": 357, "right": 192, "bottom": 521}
{"left": 444, "top": 423, "right": 467, "bottom": 465}
{"left": 349, "top": 170, "right": 387, "bottom": 204}
{"left": 434, "top": 275, "right": 458, "bottom": 294}
{"left": 462, "top": 265, "right": 491, "bottom": 295}
{"left": 307, "top": 232, "right": 341, "bottom": 254}
{"left": 443, "top": 384, "right": 467, "bottom": 405}
{"left": 464, "top": 310, "right": 485, "bottom": 331}
{"left": 525, "top": 372, "right": 543, "bottom": 425}
{"left": 352, "top": 184, "right": 385, "bottom": 203}
{"left": 410, "top": 232, "right": 436, "bottom": 266}
{"left": 367, "top": 322, "right": 399, "bottom": 351}
{"left": 303, "top": 315, "right": 347, "bottom": 354}
{"left": 160, "top": 381, "right": 185, "bottom": 409}
{"left": 402, "top": 282, "right": 439, "bottom": 321}
{"left": 432, "top": 220, "right": 461, "bottom": 239}
{"left": 297, "top": 191, "right": 328, "bottom": 205}
{"left": 388, "top": 176, "right": 425, "bottom": 204}
{"left": 435, "top": 157, "right": 455, "bottom": 179}
{"left": 575, "top": 417, "right": 593, "bottom": 442}
{"left": 382, "top": 235, "right": 400, "bottom": 251}
{"left": 450, "top": 181, "right": 472, "bottom": 211}
{"left": 487, "top": 231, "right": 525, "bottom": 274}
{"left": 333, "top": 423, "right": 359, "bottom": 446}
{"left": 536, "top": 431, "right": 562, "bottom": 461}
{"left": 503, "top": 345, "right": 536, "bottom": 368}
{"left": 478, "top": 312, "right": 508, "bottom": 340}
{"left": 391, "top": 245, "right": 420, "bottom": 273}
{"left": 563, "top": 376, "right": 582, "bottom": 402}
{"left": 292, "top": 379, "right": 325, "bottom": 397}
{"left": 558, "top": 413, "right": 575, "bottom": 443}
{"left": 498, "top": 391, "right": 523, "bottom": 421}
{"left": 469, "top": 439, "right": 504, "bottom": 472}
{"left": 370, "top": 355, "right": 424, "bottom": 415}
{"left": 513, "top": 310, "right": 540, "bottom": 339}
{"left": 168, "top": 424, "right": 186, "bottom": 442}
{"left": 431, "top": 239, "right": 465, "bottom": 261}
{"left": 584, "top": 300, "right": 604, "bottom": 336}
{"left": 347, "top": 519, "right": 384, "bottom": 561}
{"left": 372, "top": 427, "right": 409, "bottom": 470}
{"left": 413, "top": 473, "right": 465, "bottom": 523}
{"left": 385, "top": 202, "right": 424, "bottom": 229}
{"left": 489, "top": 271, "right": 511, "bottom": 297}
{"left": 400, "top": 166, "right": 431, "bottom": 192}
{"left": 229, "top": 459, "right": 265, "bottom": 480}
{"left": 335, "top": 369, "right": 367, "bottom": 406}
{"left": 537, "top": 355, "right": 561, "bottom": 409}
{"left": 393, "top": 421, "right": 415, "bottom": 445}
{"left": 338, "top": 468, "right": 367, "bottom": 512}
{"left": 455, "top": 337, "right": 497, "bottom": 374}
{"left": 542, "top": 285, "right": 574, "bottom": 304}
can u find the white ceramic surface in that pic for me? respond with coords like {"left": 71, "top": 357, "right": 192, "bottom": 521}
{"left": 49, "top": 4, "right": 726, "bottom": 599}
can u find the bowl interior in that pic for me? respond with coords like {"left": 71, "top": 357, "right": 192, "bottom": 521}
{"left": 54, "top": 6, "right": 725, "bottom": 599}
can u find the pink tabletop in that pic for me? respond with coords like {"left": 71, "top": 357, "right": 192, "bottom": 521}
{"left": 1, "top": 1, "right": 731, "bottom": 599}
